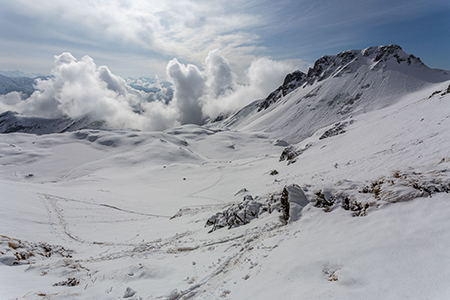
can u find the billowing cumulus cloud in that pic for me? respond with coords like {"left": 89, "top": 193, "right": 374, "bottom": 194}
{"left": 204, "top": 49, "right": 236, "bottom": 98}
{"left": 166, "top": 50, "right": 296, "bottom": 122}
{"left": 201, "top": 56, "right": 297, "bottom": 119}
{"left": 0, "top": 53, "right": 180, "bottom": 131}
{"left": 166, "top": 59, "right": 206, "bottom": 125}
{"left": 1, "top": 50, "right": 296, "bottom": 130}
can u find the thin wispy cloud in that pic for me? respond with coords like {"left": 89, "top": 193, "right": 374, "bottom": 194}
{"left": 0, "top": 0, "right": 268, "bottom": 77}
{"left": 0, "top": 0, "right": 448, "bottom": 77}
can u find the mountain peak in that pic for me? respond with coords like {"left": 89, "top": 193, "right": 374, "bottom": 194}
{"left": 363, "top": 44, "right": 424, "bottom": 65}
{"left": 258, "top": 70, "right": 306, "bottom": 111}
{"left": 255, "top": 44, "right": 442, "bottom": 113}
{"left": 224, "top": 44, "right": 450, "bottom": 143}
{"left": 258, "top": 44, "right": 427, "bottom": 112}
{"left": 305, "top": 44, "right": 429, "bottom": 86}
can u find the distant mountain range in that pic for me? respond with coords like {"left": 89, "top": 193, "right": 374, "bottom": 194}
{"left": 0, "top": 74, "right": 40, "bottom": 97}
{"left": 0, "top": 70, "right": 45, "bottom": 78}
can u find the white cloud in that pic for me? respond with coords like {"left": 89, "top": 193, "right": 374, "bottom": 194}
{"left": 1, "top": 0, "right": 264, "bottom": 78}
{"left": 201, "top": 55, "right": 297, "bottom": 119}
{"left": 204, "top": 49, "right": 236, "bottom": 98}
{"left": 0, "top": 52, "right": 180, "bottom": 130}
{"left": 0, "top": 92, "right": 24, "bottom": 112}
{"left": 166, "top": 58, "right": 206, "bottom": 125}
{"left": 1, "top": 50, "right": 297, "bottom": 130}
{"left": 165, "top": 50, "right": 296, "bottom": 121}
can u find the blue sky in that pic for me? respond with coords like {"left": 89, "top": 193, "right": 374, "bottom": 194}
{"left": 0, "top": 0, "right": 449, "bottom": 79}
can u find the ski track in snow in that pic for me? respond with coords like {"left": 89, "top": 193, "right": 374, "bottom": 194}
{"left": 40, "top": 194, "right": 170, "bottom": 247}
{"left": 186, "top": 166, "right": 225, "bottom": 204}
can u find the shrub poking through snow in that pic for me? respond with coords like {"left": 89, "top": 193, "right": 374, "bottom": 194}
{"left": 53, "top": 277, "right": 80, "bottom": 287}
{"left": 341, "top": 197, "right": 370, "bottom": 217}
{"left": 313, "top": 190, "right": 335, "bottom": 212}
{"left": 270, "top": 170, "right": 279, "bottom": 175}
{"left": 0, "top": 236, "right": 73, "bottom": 266}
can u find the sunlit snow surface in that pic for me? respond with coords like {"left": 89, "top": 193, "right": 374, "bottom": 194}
{"left": 1, "top": 80, "right": 450, "bottom": 299}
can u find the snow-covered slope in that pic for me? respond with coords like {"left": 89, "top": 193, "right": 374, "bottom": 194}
{"left": 222, "top": 45, "right": 450, "bottom": 142}
{"left": 1, "top": 45, "right": 450, "bottom": 299}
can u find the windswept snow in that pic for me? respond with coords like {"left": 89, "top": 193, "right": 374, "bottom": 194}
{"left": 1, "top": 46, "right": 450, "bottom": 299}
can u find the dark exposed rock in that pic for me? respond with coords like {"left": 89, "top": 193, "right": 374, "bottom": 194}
{"left": 313, "top": 190, "right": 335, "bottom": 212}
{"left": 279, "top": 187, "right": 290, "bottom": 225}
{"left": 429, "top": 84, "right": 450, "bottom": 98}
{"left": 319, "top": 121, "right": 354, "bottom": 140}
{"left": 443, "top": 84, "right": 450, "bottom": 96}
{"left": 209, "top": 112, "right": 232, "bottom": 123}
{"left": 270, "top": 170, "right": 279, "bottom": 176}
{"left": 257, "top": 70, "right": 306, "bottom": 111}
{"left": 280, "top": 184, "right": 309, "bottom": 224}
{"left": 279, "top": 144, "right": 311, "bottom": 165}
{"left": 206, "top": 185, "right": 309, "bottom": 232}
{"left": 205, "top": 195, "right": 265, "bottom": 232}
{"left": 341, "top": 197, "right": 370, "bottom": 217}
{"left": 279, "top": 146, "right": 299, "bottom": 163}
{"left": 303, "top": 44, "right": 425, "bottom": 86}
{"left": 53, "top": 278, "right": 80, "bottom": 287}
{"left": 374, "top": 45, "right": 403, "bottom": 62}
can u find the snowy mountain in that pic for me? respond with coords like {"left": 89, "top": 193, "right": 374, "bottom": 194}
{"left": 1, "top": 45, "right": 450, "bottom": 299}
{"left": 0, "top": 74, "right": 38, "bottom": 97}
{"left": 0, "top": 70, "right": 45, "bottom": 78}
{"left": 222, "top": 45, "right": 450, "bottom": 142}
